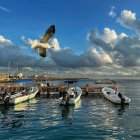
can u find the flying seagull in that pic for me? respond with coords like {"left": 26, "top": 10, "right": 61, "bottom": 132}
{"left": 31, "top": 25, "right": 55, "bottom": 57}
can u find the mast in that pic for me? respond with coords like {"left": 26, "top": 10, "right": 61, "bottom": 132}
{"left": 8, "top": 60, "right": 10, "bottom": 77}
{"left": 34, "top": 67, "right": 38, "bottom": 79}
{"left": 16, "top": 66, "right": 19, "bottom": 78}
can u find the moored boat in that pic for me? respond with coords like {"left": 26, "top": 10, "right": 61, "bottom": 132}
{"left": 59, "top": 87, "right": 82, "bottom": 105}
{"left": 58, "top": 81, "right": 82, "bottom": 106}
{"left": 9, "top": 87, "right": 39, "bottom": 105}
{"left": 102, "top": 87, "right": 131, "bottom": 105}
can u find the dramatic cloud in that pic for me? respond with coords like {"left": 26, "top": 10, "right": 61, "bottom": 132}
{"left": 20, "top": 9, "right": 140, "bottom": 69}
{"left": 22, "top": 35, "right": 113, "bottom": 68}
{"left": 0, "top": 35, "right": 56, "bottom": 67}
{"left": 49, "top": 47, "right": 113, "bottom": 68}
{"left": 109, "top": 6, "right": 116, "bottom": 18}
{"left": 87, "top": 27, "right": 127, "bottom": 50}
{"left": 22, "top": 25, "right": 140, "bottom": 68}
{"left": 117, "top": 10, "right": 140, "bottom": 34}
{"left": 87, "top": 27, "right": 140, "bottom": 67}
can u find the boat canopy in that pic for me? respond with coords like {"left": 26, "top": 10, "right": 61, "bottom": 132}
{"left": 10, "top": 79, "right": 33, "bottom": 83}
{"left": 64, "top": 80, "right": 78, "bottom": 84}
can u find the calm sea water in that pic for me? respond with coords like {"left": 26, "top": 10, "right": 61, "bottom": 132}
{"left": 0, "top": 79, "right": 140, "bottom": 140}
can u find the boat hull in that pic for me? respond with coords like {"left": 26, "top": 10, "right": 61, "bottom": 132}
{"left": 9, "top": 87, "right": 39, "bottom": 105}
{"left": 59, "top": 87, "right": 82, "bottom": 106}
{"left": 102, "top": 87, "right": 131, "bottom": 104}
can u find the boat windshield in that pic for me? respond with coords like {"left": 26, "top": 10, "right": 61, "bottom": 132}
{"left": 69, "top": 95, "right": 74, "bottom": 98}
{"left": 107, "top": 92, "right": 111, "bottom": 94}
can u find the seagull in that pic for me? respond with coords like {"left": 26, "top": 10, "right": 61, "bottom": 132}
{"left": 31, "top": 25, "right": 55, "bottom": 57}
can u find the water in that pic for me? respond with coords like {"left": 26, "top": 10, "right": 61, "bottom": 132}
{"left": 0, "top": 79, "right": 140, "bottom": 140}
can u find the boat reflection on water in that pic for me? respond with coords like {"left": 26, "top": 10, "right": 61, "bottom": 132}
{"left": 0, "top": 105, "right": 25, "bottom": 128}
{"left": 13, "top": 98, "right": 37, "bottom": 111}
{"left": 0, "top": 104, "right": 9, "bottom": 115}
{"left": 61, "top": 105, "right": 69, "bottom": 118}
{"left": 103, "top": 97, "right": 129, "bottom": 116}
{"left": 117, "top": 105, "right": 127, "bottom": 116}
{"left": 100, "top": 101, "right": 130, "bottom": 139}
{"left": 0, "top": 99, "right": 37, "bottom": 128}
{"left": 60, "top": 100, "right": 81, "bottom": 118}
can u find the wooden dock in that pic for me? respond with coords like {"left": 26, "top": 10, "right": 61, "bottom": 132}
{"left": 38, "top": 85, "right": 117, "bottom": 96}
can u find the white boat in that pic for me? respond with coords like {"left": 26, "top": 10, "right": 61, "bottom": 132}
{"left": 58, "top": 86, "right": 82, "bottom": 106}
{"left": 9, "top": 87, "right": 39, "bottom": 105}
{"left": 102, "top": 87, "right": 131, "bottom": 104}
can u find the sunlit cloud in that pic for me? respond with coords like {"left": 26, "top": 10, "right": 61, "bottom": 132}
{"left": 0, "top": 35, "right": 13, "bottom": 47}
{"left": 117, "top": 10, "right": 140, "bottom": 34}
{"left": 87, "top": 26, "right": 140, "bottom": 67}
{"left": 49, "top": 47, "right": 113, "bottom": 68}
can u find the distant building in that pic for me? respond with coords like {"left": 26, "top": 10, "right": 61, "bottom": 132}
{"left": 34, "top": 74, "right": 38, "bottom": 79}
{"left": 17, "top": 73, "right": 24, "bottom": 79}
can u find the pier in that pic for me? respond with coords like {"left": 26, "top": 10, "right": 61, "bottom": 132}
{"left": 38, "top": 84, "right": 118, "bottom": 96}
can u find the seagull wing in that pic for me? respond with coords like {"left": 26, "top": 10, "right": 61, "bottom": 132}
{"left": 40, "top": 25, "right": 55, "bottom": 43}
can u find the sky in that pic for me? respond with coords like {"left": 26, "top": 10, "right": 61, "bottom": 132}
{"left": 0, "top": 0, "right": 140, "bottom": 77}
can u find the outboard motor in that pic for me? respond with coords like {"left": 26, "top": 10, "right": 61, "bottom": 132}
{"left": 118, "top": 92, "right": 125, "bottom": 105}
{"left": 2, "top": 92, "right": 10, "bottom": 105}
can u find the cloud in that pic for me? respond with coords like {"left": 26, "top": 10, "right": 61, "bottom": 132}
{"left": 109, "top": 6, "right": 116, "bottom": 18}
{"left": 0, "top": 35, "right": 13, "bottom": 47}
{"left": 49, "top": 47, "right": 113, "bottom": 68}
{"left": 49, "top": 38, "right": 61, "bottom": 50}
{"left": 21, "top": 34, "right": 113, "bottom": 68}
{"left": 102, "top": 28, "right": 127, "bottom": 48}
{"left": 20, "top": 9, "right": 140, "bottom": 69}
{"left": 21, "top": 35, "right": 33, "bottom": 46}
{"left": 0, "top": 6, "right": 12, "bottom": 13}
{"left": 103, "top": 28, "right": 117, "bottom": 43}
{"left": 87, "top": 27, "right": 140, "bottom": 67}
{"left": 22, "top": 27, "right": 138, "bottom": 68}
{"left": 0, "top": 35, "right": 56, "bottom": 67}
{"left": 21, "top": 32, "right": 113, "bottom": 68}
{"left": 117, "top": 10, "right": 140, "bottom": 34}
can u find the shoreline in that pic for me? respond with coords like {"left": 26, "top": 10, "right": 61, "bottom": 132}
{"left": 1, "top": 73, "right": 140, "bottom": 83}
